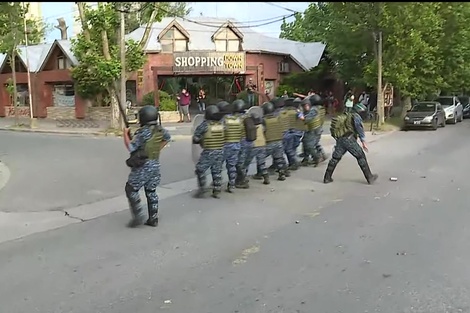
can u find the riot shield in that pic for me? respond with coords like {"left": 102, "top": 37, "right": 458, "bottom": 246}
{"left": 246, "top": 106, "right": 263, "bottom": 119}
{"left": 191, "top": 114, "right": 205, "bottom": 164}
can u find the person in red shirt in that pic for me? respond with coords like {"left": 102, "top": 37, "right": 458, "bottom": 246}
{"left": 177, "top": 88, "right": 191, "bottom": 123}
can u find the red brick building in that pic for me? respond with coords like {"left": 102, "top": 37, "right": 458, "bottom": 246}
{"left": 0, "top": 17, "right": 325, "bottom": 119}
{"left": 127, "top": 17, "right": 326, "bottom": 106}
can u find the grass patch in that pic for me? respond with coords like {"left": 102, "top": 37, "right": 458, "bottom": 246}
{"left": 369, "top": 116, "right": 403, "bottom": 132}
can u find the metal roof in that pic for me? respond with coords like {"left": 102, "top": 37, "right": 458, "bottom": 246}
{"left": 126, "top": 17, "right": 326, "bottom": 71}
{"left": 0, "top": 17, "right": 326, "bottom": 73}
{"left": 0, "top": 40, "right": 78, "bottom": 73}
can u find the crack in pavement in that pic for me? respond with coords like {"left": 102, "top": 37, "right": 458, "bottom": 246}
{"left": 63, "top": 211, "right": 86, "bottom": 222}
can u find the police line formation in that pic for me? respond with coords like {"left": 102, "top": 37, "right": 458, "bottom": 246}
{"left": 123, "top": 95, "right": 378, "bottom": 228}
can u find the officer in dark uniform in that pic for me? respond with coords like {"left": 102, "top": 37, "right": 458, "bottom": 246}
{"left": 243, "top": 110, "right": 270, "bottom": 185}
{"left": 232, "top": 99, "right": 252, "bottom": 189}
{"left": 193, "top": 105, "right": 225, "bottom": 198}
{"left": 299, "top": 95, "right": 322, "bottom": 166}
{"left": 311, "top": 94, "right": 328, "bottom": 164}
{"left": 123, "top": 105, "right": 171, "bottom": 228}
{"left": 323, "top": 103, "right": 378, "bottom": 184}
{"left": 218, "top": 101, "right": 243, "bottom": 193}
{"left": 280, "top": 98, "right": 306, "bottom": 170}
{"left": 262, "top": 101, "right": 287, "bottom": 181}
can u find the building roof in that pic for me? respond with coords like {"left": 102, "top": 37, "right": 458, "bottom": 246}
{"left": 126, "top": 17, "right": 326, "bottom": 71}
{"left": 0, "top": 17, "right": 326, "bottom": 73}
{"left": 0, "top": 40, "right": 78, "bottom": 73}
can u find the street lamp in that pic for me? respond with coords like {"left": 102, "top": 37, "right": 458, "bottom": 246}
{"left": 22, "top": 2, "right": 35, "bottom": 128}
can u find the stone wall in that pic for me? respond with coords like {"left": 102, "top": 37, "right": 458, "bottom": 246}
{"left": 87, "top": 107, "right": 111, "bottom": 120}
{"left": 4, "top": 106, "right": 30, "bottom": 118}
{"left": 160, "top": 111, "right": 180, "bottom": 123}
{"left": 46, "top": 107, "right": 75, "bottom": 120}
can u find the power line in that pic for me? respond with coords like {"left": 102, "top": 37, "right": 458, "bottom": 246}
{"left": 263, "top": 2, "right": 302, "bottom": 14}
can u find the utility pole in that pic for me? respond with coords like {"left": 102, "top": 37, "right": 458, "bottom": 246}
{"left": 23, "top": 2, "right": 35, "bottom": 128}
{"left": 120, "top": 7, "right": 126, "bottom": 129}
{"left": 377, "top": 31, "right": 384, "bottom": 125}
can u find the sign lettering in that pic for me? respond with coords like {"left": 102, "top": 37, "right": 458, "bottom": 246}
{"left": 173, "top": 52, "right": 246, "bottom": 73}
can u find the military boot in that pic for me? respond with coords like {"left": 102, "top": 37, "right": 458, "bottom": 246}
{"left": 288, "top": 162, "right": 300, "bottom": 171}
{"left": 359, "top": 160, "right": 378, "bottom": 184}
{"left": 278, "top": 170, "right": 286, "bottom": 181}
{"left": 323, "top": 160, "right": 338, "bottom": 184}
{"left": 252, "top": 172, "right": 263, "bottom": 180}
{"left": 193, "top": 172, "right": 206, "bottom": 198}
{"left": 235, "top": 173, "right": 250, "bottom": 189}
{"left": 145, "top": 202, "right": 159, "bottom": 227}
{"left": 262, "top": 174, "right": 270, "bottom": 185}
{"left": 300, "top": 158, "right": 310, "bottom": 167}
{"left": 212, "top": 190, "right": 221, "bottom": 199}
{"left": 284, "top": 167, "right": 291, "bottom": 177}
{"left": 226, "top": 183, "right": 235, "bottom": 193}
{"left": 125, "top": 185, "right": 145, "bottom": 228}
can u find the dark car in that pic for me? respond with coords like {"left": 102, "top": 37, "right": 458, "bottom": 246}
{"left": 458, "top": 96, "right": 470, "bottom": 118}
{"left": 403, "top": 101, "right": 446, "bottom": 131}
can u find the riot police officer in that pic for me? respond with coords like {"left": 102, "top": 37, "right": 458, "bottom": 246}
{"left": 324, "top": 103, "right": 378, "bottom": 184}
{"left": 219, "top": 100, "right": 244, "bottom": 192}
{"left": 193, "top": 105, "right": 225, "bottom": 198}
{"left": 262, "top": 101, "right": 288, "bottom": 181}
{"left": 299, "top": 94, "right": 324, "bottom": 166}
{"left": 232, "top": 99, "right": 252, "bottom": 189}
{"left": 123, "top": 105, "right": 171, "bottom": 228}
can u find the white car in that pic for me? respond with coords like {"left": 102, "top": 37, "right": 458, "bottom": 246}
{"left": 436, "top": 96, "right": 463, "bottom": 124}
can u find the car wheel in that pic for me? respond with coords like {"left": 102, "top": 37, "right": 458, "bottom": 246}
{"left": 432, "top": 119, "right": 438, "bottom": 130}
{"left": 441, "top": 118, "right": 446, "bottom": 127}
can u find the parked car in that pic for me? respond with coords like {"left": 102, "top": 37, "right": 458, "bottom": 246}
{"left": 435, "top": 96, "right": 463, "bottom": 124}
{"left": 403, "top": 101, "right": 446, "bottom": 131}
{"left": 458, "top": 96, "right": 470, "bottom": 118}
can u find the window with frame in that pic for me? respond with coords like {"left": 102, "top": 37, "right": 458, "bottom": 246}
{"left": 57, "top": 56, "right": 71, "bottom": 70}
{"left": 214, "top": 27, "right": 240, "bottom": 52}
{"left": 160, "top": 27, "right": 188, "bottom": 53}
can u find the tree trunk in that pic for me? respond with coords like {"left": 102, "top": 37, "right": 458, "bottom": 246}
{"left": 108, "top": 89, "right": 121, "bottom": 129}
{"left": 10, "top": 54, "right": 18, "bottom": 125}
{"left": 139, "top": 3, "right": 159, "bottom": 49}
{"left": 401, "top": 96, "right": 412, "bottom": 118}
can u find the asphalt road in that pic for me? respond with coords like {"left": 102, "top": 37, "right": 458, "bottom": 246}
{"left": 0, "top": 132, "right": 195, "bottom": 213}
{"left": 1, "top": 121, "right": 470, "bottom": 312}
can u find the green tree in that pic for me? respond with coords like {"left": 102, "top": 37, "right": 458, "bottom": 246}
{"left": 124, "top": 2, "right": 192, "bottom": 33}
{"left": 280, "top": 2, "right": 446, "bottom": 116}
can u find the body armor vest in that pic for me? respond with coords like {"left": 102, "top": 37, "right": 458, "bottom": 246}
{"left": 306, "top": 107, "right": 322, "bottom": 131}
{"left": 144, "top": 126, "right": 164, "bottom": 160}
{"left": 330, "top": 113, "right": 354, "bottom": 139}
{"left": 264, "top": 115, "right": 283, "bottom": 143}
{"left": 253, "top": 125, "right": 266, "bottom": 147}
{"left": 203, "top": 121, "right": 225, "bottom": 150}
{"left": 224, "top": 115, "right": 243, "bottom": 143}
{"left": 285, "top": 109, "right": 306, "bottom": 131}
{"left": 239, "top": 114, "right": 247, "bottom": 139}
{"left": 318, "top": 106, "right": 326, "bottom": 126}
{"left": 279, "top": 110, "right": 290, "bottom": 132}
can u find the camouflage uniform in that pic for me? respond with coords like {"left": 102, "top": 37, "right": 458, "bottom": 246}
{"left": 236, "top": 112, "right": 254, "bottom": 188}
{"left": 244, "top": 123, "right": 270, "bottom": 185}
{"left": 194, "top": 120, "right": 224, "bottom": 197}
{"left": 126, "top": 125, "right": 171, "bottom": 225}
{"left": 300, "top": 106, "right": 320, "bottom": 165}
{"left": 324, "top": 112, "right": 377, "bottom": 184}
{"left": 222, "top": 113, "right": 243, "bottom": 191}
{"left": 264, "top": 114, "right": 287, "bottom": 181}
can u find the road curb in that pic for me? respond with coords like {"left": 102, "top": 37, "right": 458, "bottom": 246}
{"left": 0, "top": 127, "right": 106, "bottom": 137}
{"left": 0, "top": 161, "right": 11, "bottom": 192}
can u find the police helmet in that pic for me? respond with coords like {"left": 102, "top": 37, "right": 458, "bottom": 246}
{"left": 284, "top": 98, "right": 296, "bottom": 108}
{"left": 262, "top": 101, "right": 275, "bottom": 115}
{"left": 300, "top": 98, "right": 311, "bottom": 108}
{"left": 272, "top": 97, "right": 286, "bottom": 109}
{"left": 309, "top": 94, "right": 323, "bottom": 106}
{"left": 250, "top": 111, "right": 263, "bottom": 125}
{"left": 216, "top": 101, "right": 231, "bottom": 113}
{"left": 232, "top": 99, "right": 245, "bottom": 113}
{"left": 205, "top": 105, "right": 221, "bottom": 121}
{"left": 138, "top": 105, "right": 159, "bottom": 126}
{"left": 354, "top": 103, "right": 367, "bottom": 113}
